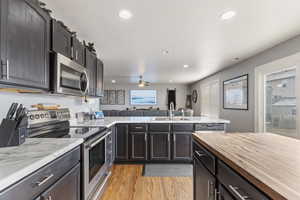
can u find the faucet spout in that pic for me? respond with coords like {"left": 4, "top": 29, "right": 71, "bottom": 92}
{"left": 169, "top": 102, "right": 175, "bottom": 119}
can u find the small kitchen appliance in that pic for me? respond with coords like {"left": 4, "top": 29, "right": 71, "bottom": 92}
{"left": 0, "top": 103, "right": 27, "bottom": 147}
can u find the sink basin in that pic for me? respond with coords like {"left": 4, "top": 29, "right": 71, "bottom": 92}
{"left": 154, "top": 117, "right": 191, "bottom": 121}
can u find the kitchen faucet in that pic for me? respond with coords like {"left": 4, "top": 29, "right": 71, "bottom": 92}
{"left": 169, "top": 102, "right": 175, "bottom": 119}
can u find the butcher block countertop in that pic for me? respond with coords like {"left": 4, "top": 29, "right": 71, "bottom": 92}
{"left": 192, "top": 132, "right": 300, "bottom": 200}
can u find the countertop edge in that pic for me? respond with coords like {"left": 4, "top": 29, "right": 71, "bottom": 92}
{"left": 192, "top": 134, "right": 286, "bottom": 200}
{"left": 0, "top": 138, "right": 84, "bottom": 192}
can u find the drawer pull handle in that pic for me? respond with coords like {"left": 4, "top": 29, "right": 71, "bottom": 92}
{"left": 195, "top": 151, "right": 206, "bottom": 158}
{"left": 36, "top": 174, "right": 54, "bottom": 187}
{"left": 135, "top": 127, "right": 143, "bottom": 129}
{"left": 229, "top": 185, "right": 250, "bottom": 200}
{"left": 207, "top": 181, "right": 214, "bottom": 200}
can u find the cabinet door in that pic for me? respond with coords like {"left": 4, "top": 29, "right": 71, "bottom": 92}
{"left": 85, "top": 49, "right": 97, "bottom": 96}
{"left": 173, "top": 132, "right": 192, "bottom": 161}
{"left": 72, "top": 37, "right": 85, "bottom": 66}
{"left": 0, "top": 0, "right": 50, "bottom": 89}
{"left": 40, "top": 164, "right": 80, "bottom": 200}
{"left": 96, "top": 58, "right": 104, "bottom": 97}
{"left": 149, "top": 132, "right": 171, "bottom": 160}
{"left": 194, "top": 156, "right": 216, "bottom": 200}
{"left": 130, "top": 132, "right": 147, "bottom": 160}
{"left": 115, "top": 124, "right": 129, "bottom": 161}
{"left": 52, "top": 19, "right": 72, "bottom": 58}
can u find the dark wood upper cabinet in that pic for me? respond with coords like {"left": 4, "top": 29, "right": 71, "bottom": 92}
{"left": 172, "top": 132, "right": 192, "bottom": 161}
{"left": 0, "top": 0, "right": 50, "bottom": 89}
{"left": 85, "top": 48, "right": 97, "bottom": 96}
{"left": 72, "top": 37, "right": 85, "bottom": 66}
{"left": 51, "top": 19, "right": 72, "bottom": 58}
{"left": 115, "top": 124, "right": 129, "bottom": 161}
{"left": 96, "top": 58, "right": 104, "bottom": 97}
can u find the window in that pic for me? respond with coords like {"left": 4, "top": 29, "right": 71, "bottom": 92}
{"left": 130, "top": 90, "right": 157, "bottom": 105}
{"left": 255, "top": 52, "right": 300, "bottom": 139}
{"left": 200, "top": 80, "right": 220, "bottom": 118}
{"left": 265, "top": 69, "right": 297, "bottom": 137}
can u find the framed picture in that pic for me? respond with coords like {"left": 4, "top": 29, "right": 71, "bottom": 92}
{"left": 223, "top": 74, "right": 249, "bottom": 110}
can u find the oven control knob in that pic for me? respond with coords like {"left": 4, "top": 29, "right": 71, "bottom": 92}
{"left": 30, "top": 115, "right": 35, "bottom": 120}
{"left": 35, "top": 114, "right": 40, "bottom": 119}
{"left": 40, "top": 114, "right": 44, "bottom": 119}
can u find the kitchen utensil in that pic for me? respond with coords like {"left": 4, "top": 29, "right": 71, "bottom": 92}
{"left": 15, "top": 104, "right": 23, "bottom": 120}
{"left": 0, "top": 105, "right": 27, "bottom": 147}
{"left": 6, "top": 103, "right": 18, "bottom": 120}
{"left": 31, "top": 103, "right": 61, "bottom": 110}
{"left": 16, "top": 107, "right": 27, "bottom": 127}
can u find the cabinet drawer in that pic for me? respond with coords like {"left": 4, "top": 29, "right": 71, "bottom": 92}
{"left": 148, "top": 124, "right": 170, "bottom": 132}
{"left": 172, "top": 123, "right": 194, "bottom": 132}
{"left": 217, "top": 161, "right": 270, "bottom": 200}
{"left": 129, "top": 124, "right": 147, "bottom": 132}
{"left": 193, "top": 143, "right": 216, "bottom": 175}
{"left": 195, "top": 123, "right": 225, "bottom": 131}
{"left": 0, "top": 147, "right": 80, "bottom": 200}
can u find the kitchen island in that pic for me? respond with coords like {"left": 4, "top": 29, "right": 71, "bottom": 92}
{"left": 193, "top": 132, "right": 300, "bottom": 200}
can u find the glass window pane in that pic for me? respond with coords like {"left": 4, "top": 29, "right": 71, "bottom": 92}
{"left": 265, "top": 68, "right": 297, "bottom": 138}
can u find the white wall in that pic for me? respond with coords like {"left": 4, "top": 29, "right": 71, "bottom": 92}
{"left": 189, "top": 34, "right": 300, "bottom": 132}
{"left": 0, "top": 92, "right": 100, "bottom": 120}
{"left": 101, "top": 83, "right": 188, "bottom": 110}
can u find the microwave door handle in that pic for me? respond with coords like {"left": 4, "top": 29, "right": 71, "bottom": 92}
{"left": 84, "top": 71, "right": 89, "bottom": 94}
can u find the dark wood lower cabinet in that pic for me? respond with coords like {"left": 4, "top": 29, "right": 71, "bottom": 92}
{"left": 193, "top": 140, "right": 271, "bottom": 200}
{"left": 149, "top": 132, "right": 171, "bottom": 160}
{"left": 114, "top": 123, "right": 225, "bottom": 163}
{"left": 130, "top": 132, "right": 147, "bottom": 160}
{"left": 38, "top": 164, "right": 80, "bottom": 200}
{"left": 115, "top": 124, "right": 129, "bottom": 161}
{"left": 218, "top": 184, "right": 235, "bottom": 200}
{"left": 172, "top": 132, "right": 192, "bottom": 161}
{"left": 193, "top": 155, "right": 216, "bottom": 200}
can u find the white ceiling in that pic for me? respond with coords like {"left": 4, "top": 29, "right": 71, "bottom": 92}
{"left": 43, "top": 0, "right": 300, "bottom": 84}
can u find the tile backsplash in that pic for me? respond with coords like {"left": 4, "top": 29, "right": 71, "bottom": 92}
{"left": 0, "top": 92, "right": 100, "bottom": 120}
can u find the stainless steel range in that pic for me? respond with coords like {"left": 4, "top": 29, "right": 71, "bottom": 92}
{"left": 27, "top": 109, "right": 113, "bottom": 200}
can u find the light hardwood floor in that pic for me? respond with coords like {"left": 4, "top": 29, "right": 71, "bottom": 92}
{"left": 100, "top": 165, "right": 193, "bottom": 200}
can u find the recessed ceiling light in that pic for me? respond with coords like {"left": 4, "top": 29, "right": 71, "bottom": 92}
{"left": 183, "top": 64, "right": 189, "bottom": 68}
{"left": 220, "top": 11, "right": 236, "bottom": 20}
{"left": 119, "top": 9, "right": 133, "bottom": 20}
{"left": 169, "top": 80, "right": 173, "bottom": 83}
{"left": 111, "top": 80, "right": 116, "bottom": 83}
{"left": 162, "top": 50, "right": 169, "bottom": 55}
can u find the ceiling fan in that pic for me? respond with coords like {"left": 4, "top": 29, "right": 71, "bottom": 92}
{"left": 138, "top": 75, "right": 150, "bottom": 87}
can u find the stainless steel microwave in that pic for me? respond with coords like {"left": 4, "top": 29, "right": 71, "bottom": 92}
{"left": 51, "top": 53, "right": 89, "bottom": 96}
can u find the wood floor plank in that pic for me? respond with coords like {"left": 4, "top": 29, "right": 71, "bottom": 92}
{"left": 100, "top": 165, "right": 193, "bottom": 200}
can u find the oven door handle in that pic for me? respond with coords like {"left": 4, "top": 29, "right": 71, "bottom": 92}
{"left": 87, "top": 131, "right": 111, "bottom": 149}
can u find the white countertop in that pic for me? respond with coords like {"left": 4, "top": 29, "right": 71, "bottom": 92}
{"left": 0, "top": 138, "right": 83, "bottom": 192}
{"left": 70, "top": 116, "right": 230, "bottom": 128}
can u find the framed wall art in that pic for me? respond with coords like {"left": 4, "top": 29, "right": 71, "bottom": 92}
{"left": 223, "top": 74, "right": 249, "bottom": 110}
